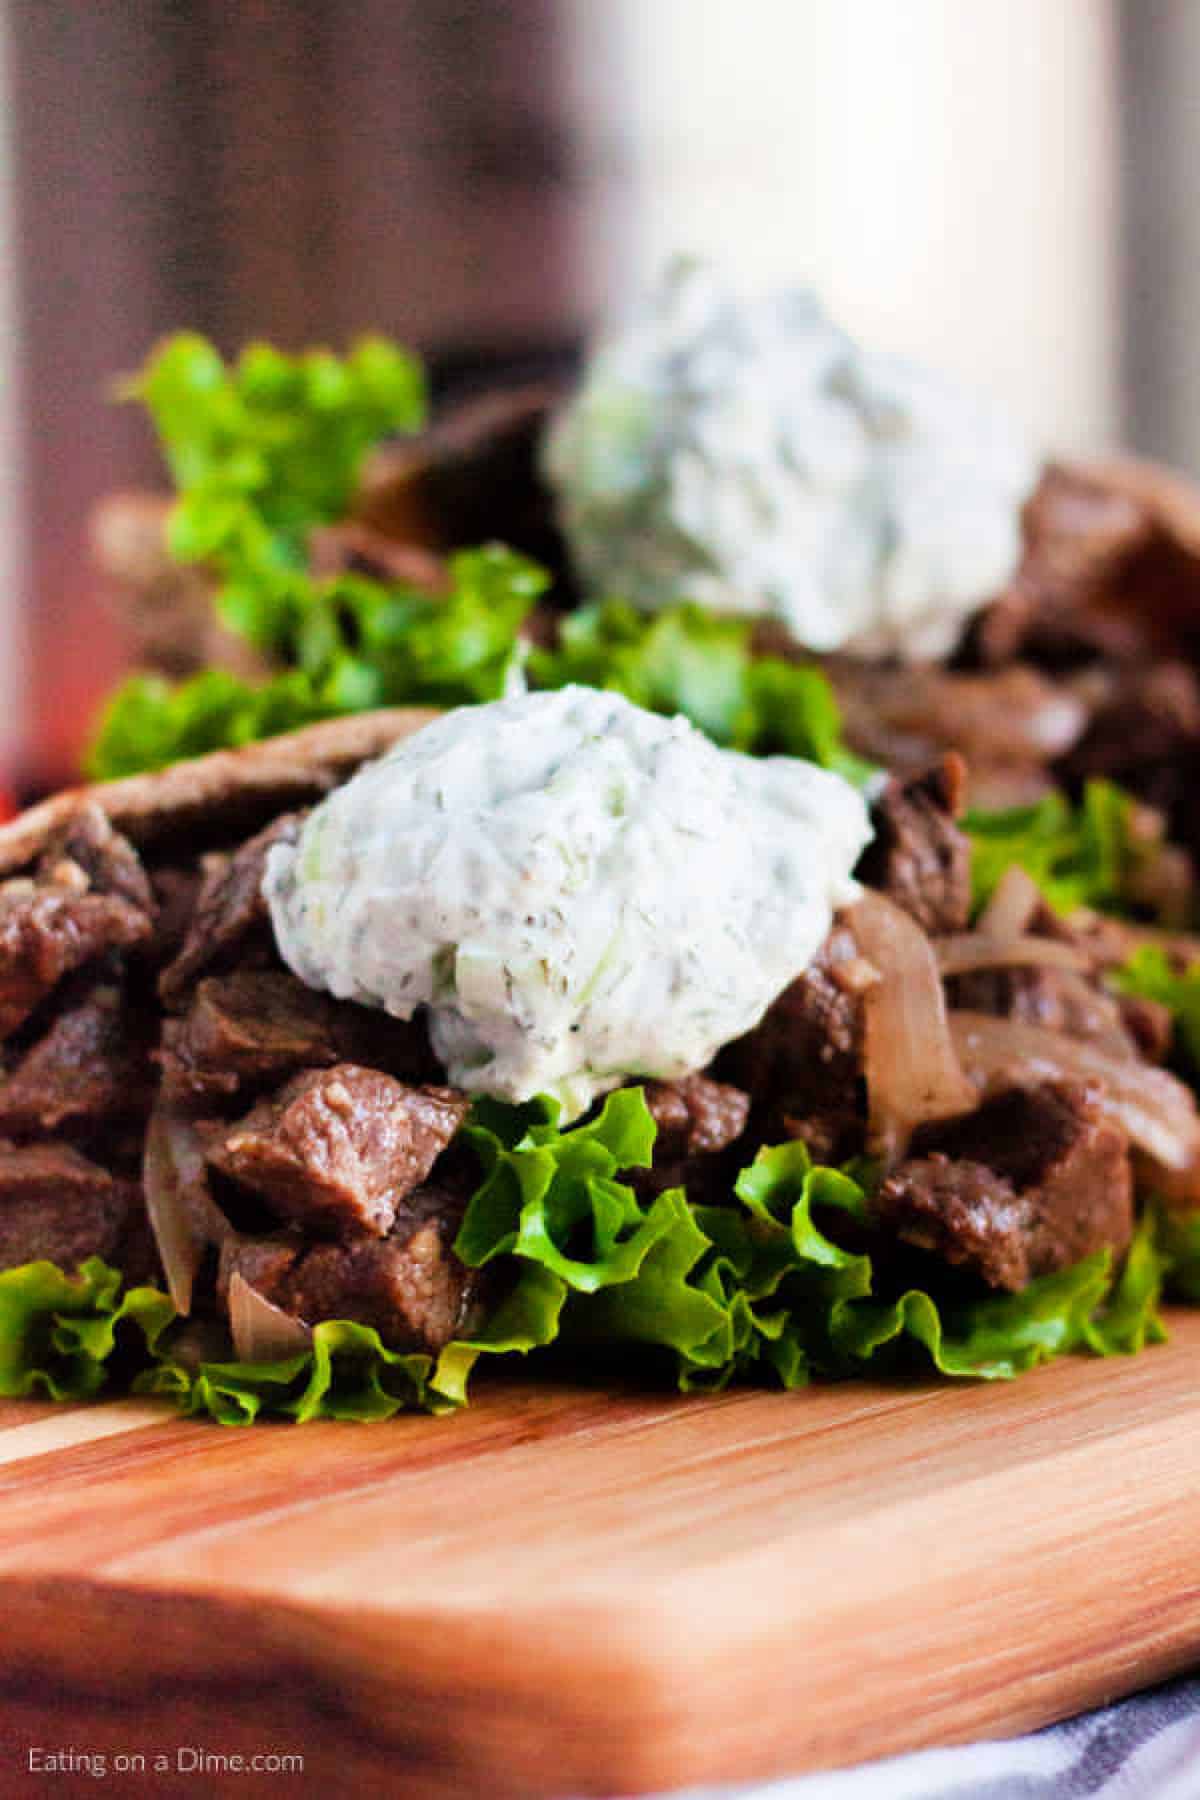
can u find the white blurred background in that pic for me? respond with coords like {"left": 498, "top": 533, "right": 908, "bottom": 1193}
{"left": 0, "top": 0, "right": 1185, "bottom": 780}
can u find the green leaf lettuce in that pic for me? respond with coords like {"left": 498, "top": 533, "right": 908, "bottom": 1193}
{"left": 0, "top": 1096, "right": 1180, "bottom": 1423}
{"left": 966, "top": 779, "right": 1138, "bottom": 916}
{"left": 0, "top": 1258, "right": 174, "bottom": 1402}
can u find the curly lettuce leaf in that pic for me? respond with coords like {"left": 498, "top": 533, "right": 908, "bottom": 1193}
{"left": 440, "top": 1100, "right": 1173, "bottom": 1402}
{"left": 1150, "top": 1199, "right": 1200, "bottom": 1304}
{"left": 87, "top": 545, "right": 547, "bottom": 777}
{"left": 1083, "top": 1210, "right": 1169, "bottom": 1355}
{"left": 0, "top": 1258, "right": 174, "bottom": 1402}
{"left": 129, "top": 332, "right": 425, "bottom": 650}
{"left": 139, "top": 1319, "right": 435, "bottom": 1426}
{"left": 966, "top": 779, "right": 1138, "bottom": 916}
{"left": 96, "top": 331, "right": 875, "bottom": 780}
{"left": 0, "top": 1098, "right": 1178, "bottom": 1423}
{"left": 527, "top": 599, "right": 876, "bottom": 784}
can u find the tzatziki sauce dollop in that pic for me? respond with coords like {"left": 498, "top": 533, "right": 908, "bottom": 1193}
{"left": 543, "top": 258, "right": 1039, "bottom": 663}
{"left": 263, "top": 686, "right": 873, "bottom": 1119}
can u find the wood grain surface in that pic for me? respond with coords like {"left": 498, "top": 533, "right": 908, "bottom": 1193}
{"left": 5, "top": 1318, "right": 1200, "bottom": 1797}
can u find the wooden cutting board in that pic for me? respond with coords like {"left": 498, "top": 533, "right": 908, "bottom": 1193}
{"left": 4, "top": 1318, "right": 1200, "bottom": 1799}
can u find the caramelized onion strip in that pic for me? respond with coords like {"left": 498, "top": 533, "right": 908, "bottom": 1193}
{"left": 848, "top": 891, "right": 977, "bottom": 1160}
{"left": 142, "top": 1108, "right": 229, "bottom": 1316}
{"left": 949, "top": 1009, "right": 1200, "bottom": 1175}
{"left": 935, "top": 935, "right": 1092, "bottom": 977}
{"left": 976, "top": 865, "right": 1042, "bottom": 939}
{"left": 228, "top": 1272, "right": 313, "bottom": 1363}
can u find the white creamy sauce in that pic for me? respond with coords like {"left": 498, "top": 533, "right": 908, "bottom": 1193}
{"left": 543, "top": 258, "right": 1039, "bottom": 663}
{"left": 264, "top": 687, "right": 872, "bottom": 1119}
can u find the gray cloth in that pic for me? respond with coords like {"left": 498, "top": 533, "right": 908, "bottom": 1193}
{"left": 646, "top": 1676, "right": 1200, "bottom": 1800}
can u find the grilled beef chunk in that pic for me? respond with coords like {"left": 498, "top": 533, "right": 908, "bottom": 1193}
{"left": 1118, "top": 994, "right": 1174, "bottom": 1063}
{"left": 643, "top": 1074, "right": 750, "bottom": 1160}
{"left": 208, "top": 1066, "right": 469, "bottom": 1239}
{"left": 0, "top": 889, "right": 150, "bottom": 1043}
{"left": 148, "top": 867, "right": 205, "bottom": 964}
{"left": 1055, "top": 664, "right": 1200, "bottom": 859}
{"left": 637, "top": 1073, "right": 751, "bottom": 1202}
{"left": 720, "top": 926, "right": 866, "bottom": 1164}
{"left": 219, "top": 1234, "right": 301, "bottom": 1303}
{"left": 875, "top": 1082, "right": 1132, "bottom": 1291}
{"left": 0, "top": 1140, "right": 155, "bottom": 1278}
{"left": 356, "top": 383, "right": 563, "bottom": 568}
{"left": 855, "top": 756, "right": 972, "bottom": 936}
{"left": 0, "top": 979, "right": 154, "bottom": 1136}
{"left": 0, "top": 808, "right": 157, "bottom": 1040}
{"left": 972, "top": 465, "right": 1155, "bottom": 669}
{"left": 945, "top": 965, "right": 1136, "bottom": 1055}
{"left": 52, "top": 805, "right": 156, "bottom": 916}
{"left": 219, "top": 1178, "right": 483, "bottom": 1352}
{"left": 158, "top": 812, "right": 301, "bottom": 1005}
{"left": 160, "top": 969, "right": 437, "bottom": 1109}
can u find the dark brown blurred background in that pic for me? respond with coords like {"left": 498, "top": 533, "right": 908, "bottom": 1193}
{"left": 1, "top": 0, "right": 1194, "bottom": 784}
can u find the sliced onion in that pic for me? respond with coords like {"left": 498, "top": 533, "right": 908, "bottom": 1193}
{"left": 935, "top": 934, "right": 1092, "bottom": 976}
{"left": 976, "top": 865, "right": 1042, "bottom": 939}
{"left": 949, "top": 1009, "right": 1200, "bottom": 1174}
{"left": 228, "top": 1272, "right": 313, "bottom": 1363}
{"left": 142, "top": 1107, "right": 230, "bottom": 1315}
{"left": 848, "top": 891, "right": 978, "bottom": 1160}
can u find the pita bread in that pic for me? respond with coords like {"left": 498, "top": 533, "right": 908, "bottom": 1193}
{"left": 0, "top": 708, "right": 438, "bottom": 877}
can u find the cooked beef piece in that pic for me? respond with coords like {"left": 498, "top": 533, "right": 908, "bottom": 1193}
{"left": 148, "top": 866, "right": 204, "bottom": 964}
{"left": 0, "top": 880, "right": 152, "bottom": 1042}
{"left": 160, "top": 969, "right": 439, "bottom": 1108}
{"left": 217, "top": 1233, "right": 303, "bottom": 1307}
{"left": 970, "top": 466, "right": 1155, "bottom": 668}
{"left": 876, "top": 1158, "right": 1031, "bottom": 1291}
{"left": 158, "top": 812, "right": 302, "bottom": 1006}
{"left": 719, "top": 926, "right": 866, "bottom": 1163}
{"left": 356, "top": 383, "right": 564, "bottom": 569}
{"left": 827, "top": 661, "right": 1086, "bottom": 785}
{"left": 1117, "top": 993, "right": 1174, "bottom": 1063}
{"left": 0, "top": 804, "right": 157, "bottom": 1041}
{"left": 944, "top": 965, "right": 1135, "bottom": 1055}
{"left": 1066, "top": 662, "right": 1200, "bottom": 778}
{"left": 0, "top": 1140, "right": 150, "bottom": 1275}
{"left": 635, "top": 1073, "right": 752, "bottom": 1203}
{"left": 977, "top": 463, "right": 1200, "bottom": 672}
{"left": 48, "top": 804, "right": 156, "bottom": 916}
{"left": 208, "top": 1066, "right": 469, "bottom": 1239}
{"left": 875, "top": 1082, "right": 1133, "bottom": 1291}
{"left": 855, "top": 756, "right": 972, "bottom": 936}
{"left": 1055, "top": 664, "right": 1200, "bottom": 858}
{"left": 0, "top": 979, "right": 154, "bottom": 1136}
{"left": 643, "top": 1074, "right": 750, "bottom": 1160}
{"left": 1022, "top": 465, "right": 1153, "bottom": 599}
{"left": 220, "top": 1176, "right": 483, "bottom": 1353}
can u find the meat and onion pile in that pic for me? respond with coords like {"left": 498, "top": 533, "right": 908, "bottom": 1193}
{"left": 2, "top": 706, "right": 1199, "bottom": 1414}
{"left": 16, "top": 308, "right": 1200, "bottom": 1419}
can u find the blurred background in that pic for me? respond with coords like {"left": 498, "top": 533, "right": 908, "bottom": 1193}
{"left": 0, "top": 0, "right": 1191, "bottom": 784}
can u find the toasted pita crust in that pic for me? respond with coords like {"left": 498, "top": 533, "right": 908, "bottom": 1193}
{"left": 0, "top": 709, "right": 438, "bottom": 877}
